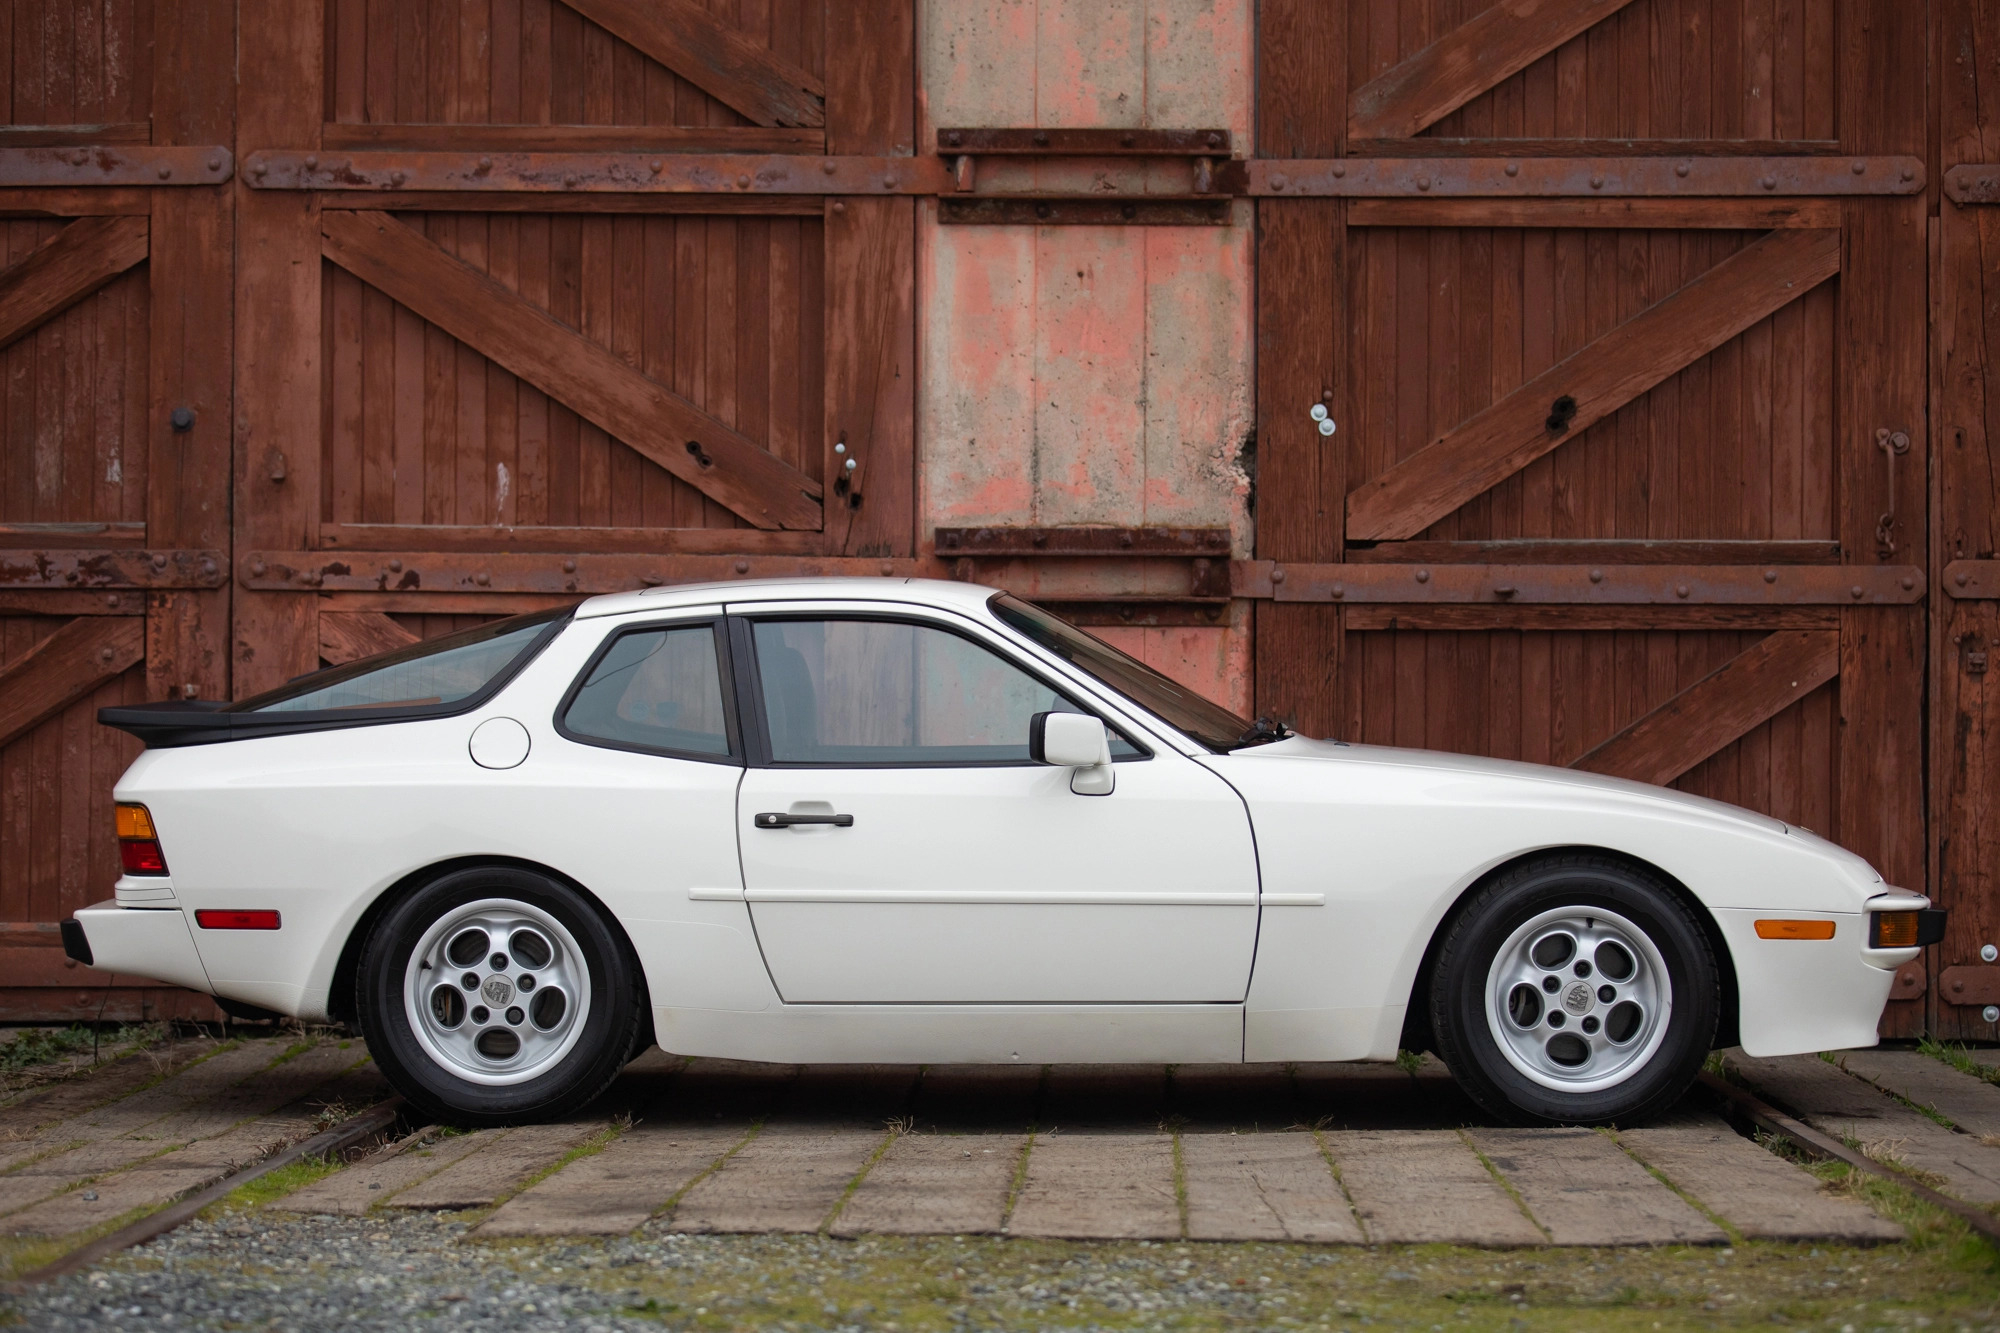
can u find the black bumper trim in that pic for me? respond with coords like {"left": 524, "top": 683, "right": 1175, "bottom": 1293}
{"left": 59, "top": 918, "right": 92, "bottom": 967}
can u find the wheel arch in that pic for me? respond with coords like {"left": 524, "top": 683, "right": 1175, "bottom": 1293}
{"left": 327, "top": 854, "right": 654, "bottom": 1050}
{"left": 1396, "top": 844, "right": 1739, "bottom": 1056}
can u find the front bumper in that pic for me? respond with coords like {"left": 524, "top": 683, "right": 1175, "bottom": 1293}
{"left": 1714, "top": 891, "right": 1943, "bottom": 1058}
{"left": 62, "top": 901, "right": 213, "bottom": 992}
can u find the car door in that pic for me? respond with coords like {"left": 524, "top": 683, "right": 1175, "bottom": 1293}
{"left": 731, "top": 605, "right": 1259, "bottom": 1004}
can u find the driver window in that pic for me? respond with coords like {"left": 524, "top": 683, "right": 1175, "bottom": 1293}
{"left": 751, "top": 618, "right": 1139, "bottom": 766}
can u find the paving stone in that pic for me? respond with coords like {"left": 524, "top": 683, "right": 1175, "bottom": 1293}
{"left": 668, "top": 1126, "right": 886, "bottom": 1234}
{"left": 1617, "top": 1113, "right": 1904, "bottom": 1243}
{"left": 1169, "top": 1065, "right": 1299, "bottom": 1129}
{"left": 912, "top": 1066, "right": 1041, "bottom": 1128}
{"left": 1837, "top": 1049, "right": 2000, "bottom": 1139}
{"left": 275, "top": 1128, "right": 505, "bottom": 1216}
{"left": 1006, "top": 1132, "right": 1179, "bottom": 1240}
{"left": 1180, "top": 1132, "right": 1361, "bottom": 1242}
{"left": 477, "top": 1123, "right": 746, "bottom": 1237}
{"left": 1324, "top": 1129, "right": 1544, "bottom": 1246}
{"left": 1725, "top": 1051, "right": 2000, "bottom": 1204}
{"left": 138, "top": 1043, "right": 368, "bottom": 1143}
{"left": 1038, "top": 1066, "right": 1170, "bottom": 1128}
{"left": 1469, "top": 1127, "right": 1726, "bottom": 1246}
{"left": 0, "top": 1037, "right": 218, "bottom": 1144}
{"left": 831, "top": 1132, "right": 1021, "bottom": 1237}
{"left": 5, "top": 1040, "right": 283, "bottom": 1155}
{"left": 388, "top": 1121, "right": 606, "bottom": 1211}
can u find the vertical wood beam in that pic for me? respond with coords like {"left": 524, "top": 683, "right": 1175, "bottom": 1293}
{"left": 232, "top": 0, "right": 324, "bottom": 697}
{"left": 1253, "top": 3, "right": 1346, "bottom": 736}
{"left": 823, "top": 197, "right": 916, "bottom": 558}
{"left": 825, "top": 0, "right": 914, "bottom": 156}
{"left": 1839, "top": 0, "right": 1931, "bottom": 1037}
{"left": 1931, "top": 0, "right": 2000, "bottom": 1043}
{"left": 147, "top": 0, "right": 234, "bottom": 704}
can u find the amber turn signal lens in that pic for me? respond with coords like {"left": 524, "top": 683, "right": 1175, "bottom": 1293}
{"left": 1754, "top": 918, "right": 1837, "bottom": 940}
{"left": 1872, "top": 911, "right": 1921, "bottom": 948}
{"left": 114, "top": 804, "right": 156, "bottom": 839}
{"left": 194, "top": 910, "right": 281, "bottom": 930}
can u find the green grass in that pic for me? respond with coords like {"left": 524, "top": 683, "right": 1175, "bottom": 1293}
{"left": 0, "top": 1022, "right": 163, "bottom": 1072}
{"left": 1921, "top": 1036, "right": 2000, "bottom": 1087}
{"left": 209, "top": 1154, "right": 345, "bottom": 1213}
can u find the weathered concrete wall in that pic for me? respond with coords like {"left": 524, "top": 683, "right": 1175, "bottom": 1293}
{"left": 917, "top": 0, "right": 1255, "bottom": 713}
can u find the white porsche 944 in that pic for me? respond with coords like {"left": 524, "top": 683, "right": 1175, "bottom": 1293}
{"left": 71, "top": 578, "right": 1940, "bottom": 1127}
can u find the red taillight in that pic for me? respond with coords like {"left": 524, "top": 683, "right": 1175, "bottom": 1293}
{"left": 119, "top": 840, "right": 169, "bottom": 875}
{"left": 194, "top": 910, "right": 281, "bottom": 930}
{"left": 115, "top": 802, "right": 168, "bottom": 876}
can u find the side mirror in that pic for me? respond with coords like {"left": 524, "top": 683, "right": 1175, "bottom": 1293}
{"left": 1029, "top": 712, "right": 1114, "bottom": 796}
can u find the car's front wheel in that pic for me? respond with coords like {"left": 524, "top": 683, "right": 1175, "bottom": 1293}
{"left": 356, "top": 865, "right": 643, "bottom": 1126}
{"left": 1429, "top": 853, "right": 1719, "bottom": 1125}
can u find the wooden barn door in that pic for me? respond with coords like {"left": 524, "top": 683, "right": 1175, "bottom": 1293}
{"left": 0, "top": 2, "right": 233, "bottom": 1019}
{"left": 235, "top": 0, "right": 915, "bottom": 693}
{"left": 1255, "top": 0, "right": 1930, "bottom": 1037}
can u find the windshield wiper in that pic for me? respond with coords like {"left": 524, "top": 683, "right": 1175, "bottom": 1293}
{"left": 1232, "top": 715, "right": 1291, "bottom": 749}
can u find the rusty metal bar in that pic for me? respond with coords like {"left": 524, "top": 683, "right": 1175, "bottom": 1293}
{"left": 0, "top": 146, "right": 233, "bottom": 187}
{"left": 1943, "top": 560, "right": 2000, "bottom": 597}
{"left": 936, "top": 128, "right": 1231, "bottom": 155}
{"left": 240, "top": 551, "right": 922, "bottom": 594}
{"left": 0, "top": 549, "right": 228, "bottom": 590}
{"left": 243, "top": 150, "right": 1919, "bottom": 199}
{"left": 938, "top": 197, "right": 1232, "bottom": 225}
{"left": 937, "top": 526, "right": 1232, "bottom": 557}
{"left": 245, "top": 150, "right": 952, "bottom": 195}
{"left": 1237, "top": 562, "right": 1925, "bottom": 605}
{"left": 1944, "top": 165, "right": 2000, "bottom": 204}
{"left": 1697, "top": 1073, "right": 2000, "bottom": 1247}
{"left": 1939, "top": 966, "right": 2000, "bottom": 1006}
{"left": 1251, "top": 155, "right": 1923, "bottom": 197}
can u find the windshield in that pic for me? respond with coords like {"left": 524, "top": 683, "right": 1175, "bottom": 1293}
{"left": 229, "top": 607, "right": 571, "bottom": 714}
{"left": 989, "top": 594, "right": 1261, "bottom": 752}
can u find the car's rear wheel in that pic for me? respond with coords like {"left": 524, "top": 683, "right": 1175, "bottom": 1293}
{"left": 1429, "top": 853, "right": 1718, "bottom": 1126}
{"left": 356, "top": 865, "right": 642, "bottom": 1126}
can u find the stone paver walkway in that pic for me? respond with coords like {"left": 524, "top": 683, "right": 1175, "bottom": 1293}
{"left": 21, "top": 1037, "right": 2000, "bottom": 1274}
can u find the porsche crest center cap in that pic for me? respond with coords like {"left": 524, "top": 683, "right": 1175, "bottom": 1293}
{"left": 1561, "top": 980, "right": 1593, "bottom": 1015}
{"left": 482, "top": 976, "right": 515, "bottom": 1007}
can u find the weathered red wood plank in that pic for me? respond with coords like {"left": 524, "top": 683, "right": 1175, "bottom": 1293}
{"left": 318, "top": 610, "right": 420, "bottom": 664}
{"left": 0, "top": 215, "right": 145, "bottom": 352}
{"left": 822, "top": 197, "right": 912, "bottom": 555}
{"left": 319, "top": 123, "right": 826, "bottom": 153}
{"left": 0, "top": 617, "right": 143, "bottom": 751}
{"left": 320, "top": 210, "right": 822, "bottom": 530}
{"left": 1571, "top": 629, "right": 1838, "bottom": 785}
{"left": 1346, "top": 228, "right": 1840, "bottom": 541}
{"left": 1349, "top": 0, "right": 1640, "bottom": 140}
{"left": 558, "top": 0, "right": 824, "bottom": 128}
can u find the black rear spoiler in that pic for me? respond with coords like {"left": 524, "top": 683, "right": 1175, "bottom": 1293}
{"left": 98, "top": 700, "right": 244, "bottom": 748}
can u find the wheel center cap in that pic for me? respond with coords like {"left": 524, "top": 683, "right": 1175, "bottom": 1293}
{"left": 1561, "top": 980, "right": 1593, "bottom": 1015}
{"left": 482, "top": 975, "right": 515, "bottom": 1006}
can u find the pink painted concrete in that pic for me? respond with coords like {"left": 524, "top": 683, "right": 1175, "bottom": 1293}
{"left": 919, "top": 0, "right": 1256, "bottom": 699}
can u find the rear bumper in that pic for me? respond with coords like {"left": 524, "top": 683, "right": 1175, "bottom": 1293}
{"left": 63, "top": 901, "right": 213, "bottom": 992}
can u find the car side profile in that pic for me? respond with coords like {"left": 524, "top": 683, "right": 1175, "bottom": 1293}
{"left": 69, "top": 578, "right": 1942, "bottom": 1127}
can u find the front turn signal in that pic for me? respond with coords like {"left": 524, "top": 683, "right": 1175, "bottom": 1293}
{"left": 1871, "top": 908, "right": 1947, "bottom": 948}
{"left": 1754, "top": 918, "right": 1837, "bottom": 940}
{"left": 114, "top": 803, "right": 168, "bottom": 876}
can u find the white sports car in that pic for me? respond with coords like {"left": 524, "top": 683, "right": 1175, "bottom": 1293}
{"left": 71, "top": 578, "right": 1940, "bottom": 1127}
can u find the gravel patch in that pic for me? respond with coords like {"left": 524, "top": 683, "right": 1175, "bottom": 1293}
{"left": 4, "top": 1204, "right": 1999, "bottom": 1332}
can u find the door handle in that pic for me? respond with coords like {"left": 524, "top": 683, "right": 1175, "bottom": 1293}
{"left": 754, "top": 812, "right": 855, "bottom": 829}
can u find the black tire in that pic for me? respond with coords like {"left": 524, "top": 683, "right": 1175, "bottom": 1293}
{"left": 1429, "top": 853, "right": 1718, "bottom": 1126}
{"left": 355, "top": 865, "right": 644, "bottom": 1127}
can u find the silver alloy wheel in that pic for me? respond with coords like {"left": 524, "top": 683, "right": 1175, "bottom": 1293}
{"left": 1483, "top": 905, "right": 1673, "bottom": 1094}
{"left": 403, "top": 897, "right": 592, "bottom": 1086}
